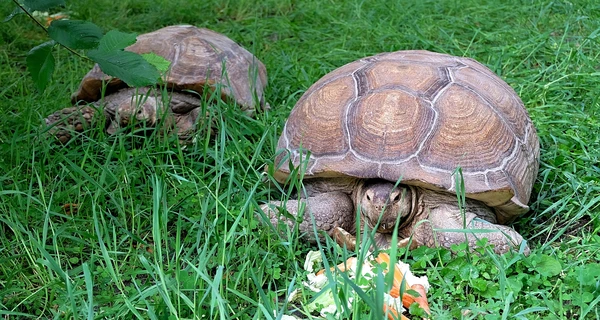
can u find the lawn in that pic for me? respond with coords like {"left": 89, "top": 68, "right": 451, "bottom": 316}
{"left": 1, "top": 0, "right": 599, "bottom": 319}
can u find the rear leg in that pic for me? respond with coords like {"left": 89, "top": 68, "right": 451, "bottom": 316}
{"left": 44, "top": 105, "right": 100, "bottom": 143}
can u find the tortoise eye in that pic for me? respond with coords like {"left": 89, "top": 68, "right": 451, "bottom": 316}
{"left": 392, "top": 193, "right": 400, "bottom": 202}
{"left": 366, "top": 194, "right": 371, "bottom": 201}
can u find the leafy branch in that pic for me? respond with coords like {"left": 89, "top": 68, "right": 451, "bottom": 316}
{"left": 7, "top": 0, "right": 169, "bottom": 91}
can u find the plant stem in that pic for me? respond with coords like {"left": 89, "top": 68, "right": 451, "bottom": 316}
{"left": 11, "top": 0, "right": 91, "bottom": 61}
{"left": 11, "top": 0, "right": 48, "bottom": 33}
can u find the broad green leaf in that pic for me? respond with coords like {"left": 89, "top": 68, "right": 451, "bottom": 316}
{"left": 97, "top": 30, "right": 137, "bottom": 52}
{"left": 142, "top": 53, "right": 171, "bottom": 74}
{"left": 86, "top": 29, "right": 161, "bottom": 87}
{"left": 26, "top": 40, "right": 56, "bottom": 91}
{"left": 574, "top": 263, "right": 600, "bottom": 284}
{"left": 87, "top": 49, "right": 160, "bottom": 87}
{"left": 536, "top": 255, "right": 561, "bottom": 277}
{"left": 23, "top": 0, "right": 65, "bottom": 11}
{"left": 48, "top": 20, "right": 103, "bottom": 50}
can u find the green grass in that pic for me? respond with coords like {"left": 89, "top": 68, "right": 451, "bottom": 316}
{"left": 1, "top": 0, "right": 599, "bottom": 319}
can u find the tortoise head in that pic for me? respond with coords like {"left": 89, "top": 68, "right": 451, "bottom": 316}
{"left": 358, "top": 180, "right": 412, "bottom": 233}
{"left": 116, "top": 94, "right": 159, "bottom": 127}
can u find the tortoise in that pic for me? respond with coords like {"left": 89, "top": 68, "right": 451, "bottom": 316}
{"left": 45, "top": 25, "right": 268, "bottom": 143}
{"left": 261, "top": 50, "right": 539, "bottom": 254}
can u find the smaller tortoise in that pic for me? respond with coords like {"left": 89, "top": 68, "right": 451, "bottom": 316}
{"left": 45, "top": 25, "right": 268, "bottom": 143}
{"left": 261, "top": 50, "right": 539, "bottom": 254}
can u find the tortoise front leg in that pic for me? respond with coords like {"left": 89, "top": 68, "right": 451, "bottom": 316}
{"left": 414, "top": 203, "right": 529, "bottom": 255}
{"left": 260, "top": 191, "right": 355, "bottom": 242}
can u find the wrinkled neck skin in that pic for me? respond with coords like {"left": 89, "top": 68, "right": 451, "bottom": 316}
{"left": 353, "top": 179, "right": 419, "bottom": 233}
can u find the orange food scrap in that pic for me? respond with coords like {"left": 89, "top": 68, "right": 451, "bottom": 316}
{"left": 384, "top": 304, "right": 410, "bottom": 320}
{"left": 316, "top": 257, "right": 357, "bottom": 275}
{"left": 377, "top": 253, "right": 431, "bottom": 316}
{"left": 45, "top": 13, "right": 69, "bottom": 26}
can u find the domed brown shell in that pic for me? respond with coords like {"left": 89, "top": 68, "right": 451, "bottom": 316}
{"left": 274, "top": 50, "right": 539, "bottom": 223}
{"left": 72, "top": 25, "right": 268, "bottom": 114}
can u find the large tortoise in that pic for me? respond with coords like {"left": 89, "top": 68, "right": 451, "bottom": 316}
{"left": 45, "top": 25, "right": 268, "bottom": 143}
{"left": 261, "top": 50, "right": 539, "bottom": 254}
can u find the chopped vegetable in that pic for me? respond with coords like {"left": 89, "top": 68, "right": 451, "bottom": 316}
{"left": 287, "top": 251, "right": 431, "bottom": 319}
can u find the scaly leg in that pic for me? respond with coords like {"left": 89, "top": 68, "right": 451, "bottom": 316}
{"left": 260, "top": 191, "right": 355, "bottom": 242}
{"left": 412, "top": 200, "right": 529, "bottom": 254}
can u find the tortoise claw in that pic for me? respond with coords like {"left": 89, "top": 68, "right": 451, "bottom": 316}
{"left": 333, "top": 227, "right": 357, "bottom": 250}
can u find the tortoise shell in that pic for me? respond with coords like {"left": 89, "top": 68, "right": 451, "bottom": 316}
{"left": 273, "top": 50, "right": 539, "bottom": 223}
{"left": 72, "top": 25, "right": 268, "bottom": 115}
